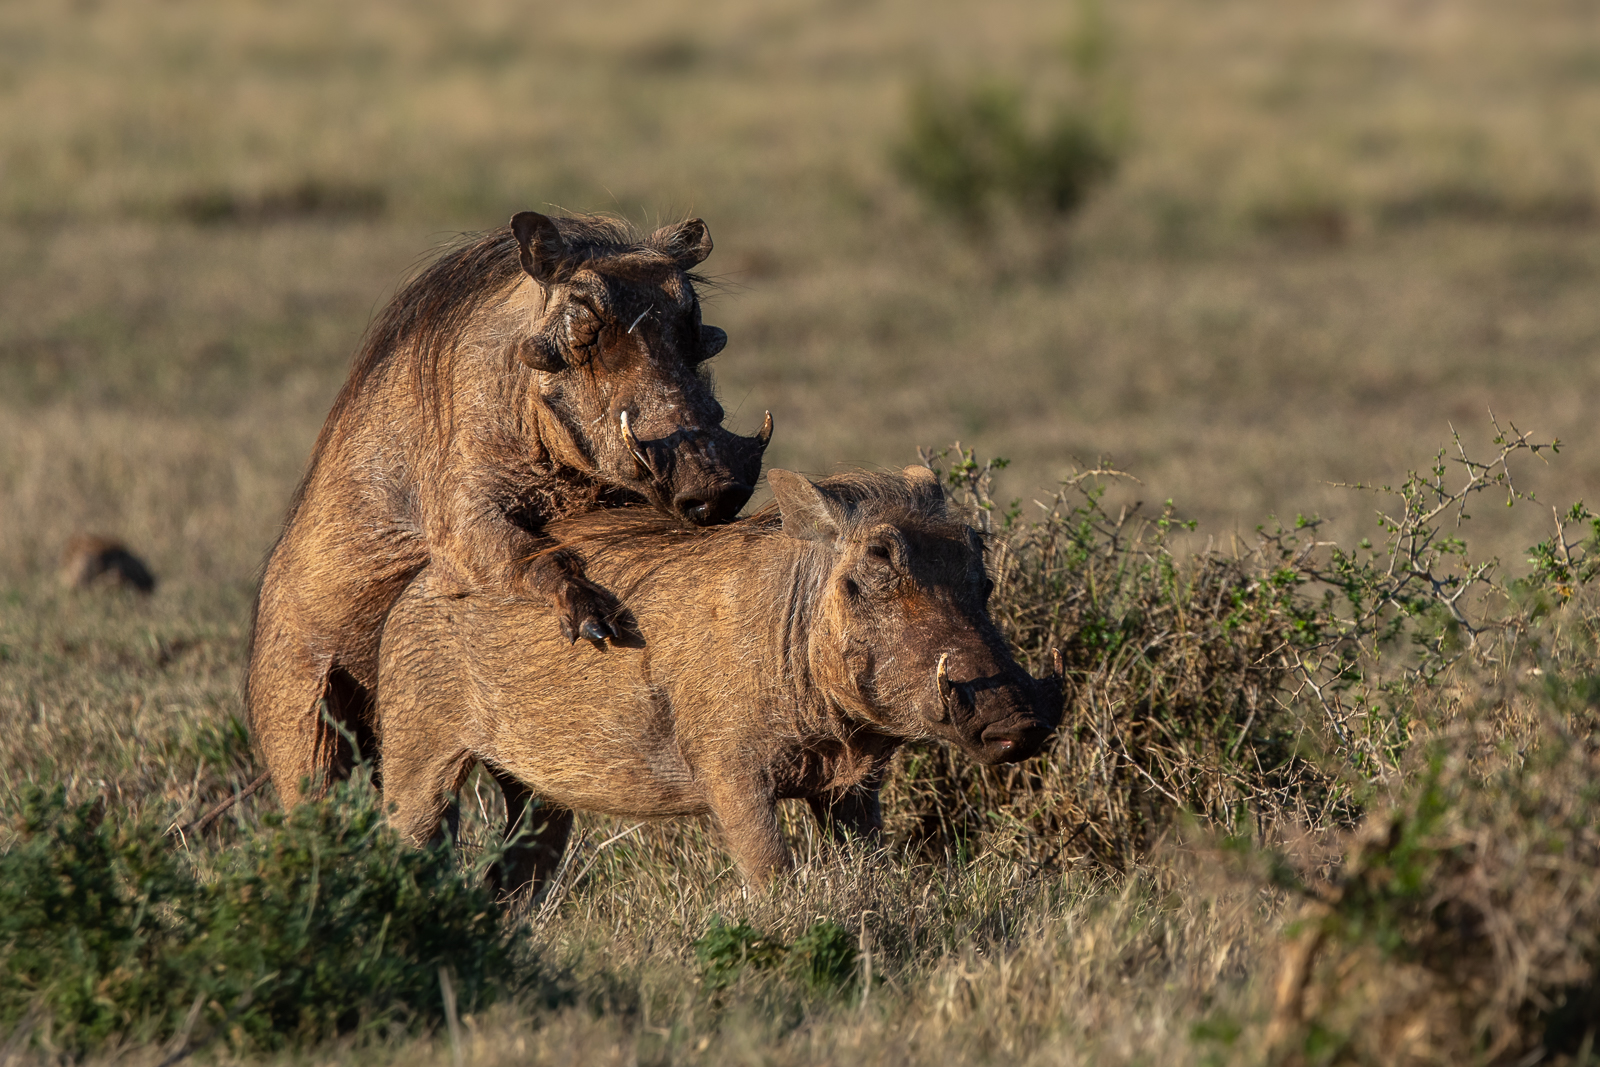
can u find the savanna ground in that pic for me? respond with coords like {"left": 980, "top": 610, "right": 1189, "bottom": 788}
{"left": 3, "top": 0, "right": 1600, "bottom": 1063}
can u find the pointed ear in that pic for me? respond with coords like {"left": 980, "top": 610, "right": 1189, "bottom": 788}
{"left": 653, "top": 217, "right": 714, "bottom": 269}
{"left": 768, "top": 470, "right": 843, "bottom": 543}
{"left": 511, "top": 211, "right": 569, "bottom": 283}
{"left": 903, "top": 465, "right": 947, "bottom": 514}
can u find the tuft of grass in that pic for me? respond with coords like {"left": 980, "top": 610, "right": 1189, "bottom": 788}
{"left": 693, "top": 920, "right": 789, "bottom": 993}
{"left": 693, "top": 918, "right": 859, "bottom": 999}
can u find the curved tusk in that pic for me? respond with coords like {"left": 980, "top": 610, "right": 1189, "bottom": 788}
{"left": 756, "top": 410, "right": 774, "bottom": 451}
{"left": 935, "top": 652, "right": 954, "bottom": 719}
{"left": 619, "top": 410, "right": 652, "bottom": 473}
{"left": 1050, "top": 647, "right": 1063, "bottom": 678}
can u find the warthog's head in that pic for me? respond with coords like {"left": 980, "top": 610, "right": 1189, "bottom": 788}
{"left": 511, "top": 211, "right": 769, "bottom": 526}
{"left": 769, "top": 467, "right": 1063, "bottom": 765}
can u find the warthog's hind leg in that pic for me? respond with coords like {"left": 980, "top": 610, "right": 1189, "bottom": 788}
{"left": 489, "top": 767, "right": 573, "bottom": 901}
{"left": 380, "top": 743, "right": 474, "bottom": 852}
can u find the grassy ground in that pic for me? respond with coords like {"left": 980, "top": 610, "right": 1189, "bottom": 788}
{"left": 4, "top": 0, "right": 1600, "bottom": 1063}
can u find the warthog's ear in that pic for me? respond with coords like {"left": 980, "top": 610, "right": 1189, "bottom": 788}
{"left": 903, "top": 465, "right": 947, "bottom": 514}
{"left": 768, "top": 469, "right": 843, "bottom": 543}
{"left": 699, "top": 324, "right": 728, "bottom": 359}
{"left": 512, "top": 211, "right": 569, "bottom": 283}
{"left": 652, "top": 218, "right": 714, "bottom": 269}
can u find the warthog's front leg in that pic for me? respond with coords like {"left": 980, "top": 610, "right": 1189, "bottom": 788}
{"left": 704, "top": 778, "right": 790, "bottom": 884}
{"left": 428, "top": 475, "right": 621, "bottom": 645}
{"left": 518, "top": 546, "right": 623, "bottom": 645}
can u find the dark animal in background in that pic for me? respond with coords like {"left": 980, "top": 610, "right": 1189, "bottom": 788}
{"left": 376, "top": 467, "right": 1062, "bottom": 896}
{"left": 248, "top": 211, "right": 772, "bottom": 809}
{"left": 59, "top": 535, "right": 156, "bottom": 594}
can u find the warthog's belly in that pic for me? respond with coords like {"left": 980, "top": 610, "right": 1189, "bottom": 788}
{"left": 474, "top": 642, "right": 705, "bottom": 819}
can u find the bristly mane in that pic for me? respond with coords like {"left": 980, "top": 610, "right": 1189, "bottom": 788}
{"left": 285, "top": 213, "right": 699, "bottom": 521}
{"left": 548, "top": 470, "right": 962, "bottom": 552}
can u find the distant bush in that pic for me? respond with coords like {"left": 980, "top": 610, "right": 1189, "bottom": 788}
{"left": 173, "top": 178, "right": 386, "bottom": 226}
{"left": 894, "top": 82, "right": 1117, "bottom": 222}
{"left": 0, "top": 777, "right": 512, "bottom": 1056}
{"left": 893, "top": 3, "right": 1121, "bottom": 222}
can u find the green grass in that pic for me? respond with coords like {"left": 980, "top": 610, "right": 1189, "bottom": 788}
{"left": 2, "top": 779, "right": 511, "bottom": 1055}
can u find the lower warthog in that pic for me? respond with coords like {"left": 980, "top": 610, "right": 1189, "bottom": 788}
{"left": 376, "top": 467, "right": 1062, "bottom": 894}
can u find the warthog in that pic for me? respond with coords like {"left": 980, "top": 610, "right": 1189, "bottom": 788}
{"left": 59, "top": 534, "right": 155, "bottom": 594}
{"left": 376, "top": 467, "right": 1062, "bottom": 893}
{"left": 249, "top": 211, "right": 772, "bottom": 809}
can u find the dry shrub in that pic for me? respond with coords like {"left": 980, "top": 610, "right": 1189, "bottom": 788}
{"left": 884, "top": 429, "right": 1600, "bottom": 1061}
{"left": 1262, "top": 662, "right": 1600, "bottom": 1064}
{"left": 885, "top": 445, "right": 1329, "bottom": 867}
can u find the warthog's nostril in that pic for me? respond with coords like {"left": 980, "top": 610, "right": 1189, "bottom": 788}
{"left": 979, "top": 720, "right": 1050, "bottom": 763}
{"left": 674, "top": 483, "right": 753, "bottom": 527}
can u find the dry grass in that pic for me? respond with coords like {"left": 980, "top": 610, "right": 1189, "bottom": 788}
{"left": 3, "top": 0, "right": 1598, "bottom": 576}
{"left": 5, "top": 0, "right": 1600, "bottom": 1063}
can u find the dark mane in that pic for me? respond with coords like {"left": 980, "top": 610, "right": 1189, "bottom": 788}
{"left": 284, "top": 213, "right": 694, "bottom": 522}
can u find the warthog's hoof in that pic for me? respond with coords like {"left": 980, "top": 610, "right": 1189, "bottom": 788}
{"left": 558, "top": 581, "right": 621, "bottom": 646}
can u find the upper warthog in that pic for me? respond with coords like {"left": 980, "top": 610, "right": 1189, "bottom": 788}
{"left": 249, "top": 211, "right": 772, "bottom": 810}
{"left": 376, "top": 467, "right": 1062, "bottom": 895}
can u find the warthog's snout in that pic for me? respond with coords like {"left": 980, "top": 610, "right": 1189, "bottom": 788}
{"left": 978, "top": 716, "right": 1055, "bottom": 763}
{"left": 673, "top": 483, "right": 753, "bottom": 526}
{"left": 623, "top": 410, "right": 772, "bottom": 527}
{"left": 936, "top": 651, "right": 1063, "bottom": 765}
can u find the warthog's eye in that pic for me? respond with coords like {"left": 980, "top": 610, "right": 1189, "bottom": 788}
{"left": 866, "top": 543, "right": 891, "bottom": 561}
{"left": 567, "top": 301, "right": 603, "bottom": 353}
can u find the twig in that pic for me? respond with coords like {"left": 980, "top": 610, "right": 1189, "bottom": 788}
{"left": 178, "top": 771, "right": 272, "bottom": 838}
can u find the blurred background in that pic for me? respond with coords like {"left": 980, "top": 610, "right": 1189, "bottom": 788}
{"left": 2, "top": 0, "right": 1596, "bottom": 596}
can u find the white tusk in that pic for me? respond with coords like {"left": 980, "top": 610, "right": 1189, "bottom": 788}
{"left": 936, "top": 653, "right": 953, "bottom": 705}
{"left": 756, "top": 410, "right": 774, "bottom": 450}
{"left": 620, "top": 410, "right": 651, "bottom": 471}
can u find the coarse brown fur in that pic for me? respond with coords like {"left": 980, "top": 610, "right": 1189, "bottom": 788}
{"left": 375, "top": 467, "right": 1062, "bottom": 895}
{"left": 248, "top": 211, "right": 771, "bottom": 809}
